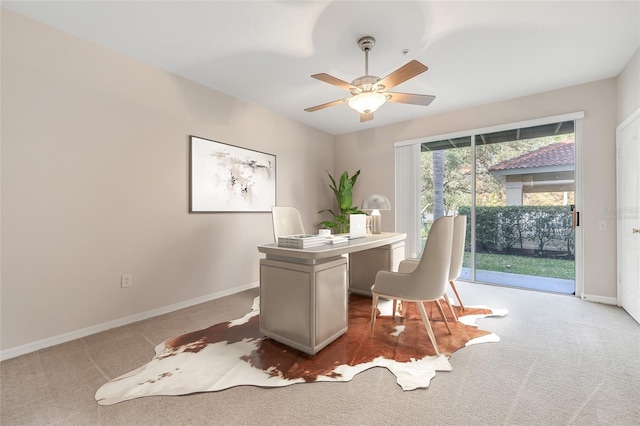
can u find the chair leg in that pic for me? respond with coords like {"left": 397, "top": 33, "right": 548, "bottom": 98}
{"left": 370, "top": 294, "right": 379, "bottom": 337}
{"left": 416, "top": 301, "right": 440, "bottom": 356}
{"left": 442, "top": 293, "right": 458, "bottom": 322}
{"left": 434, "top": 299, "right": 452, "bottom": 335}
{"left": 449, "top": 280, "right": 465, "bottom": 310}
{"left": 392, "top": 299, "right": 397, "bottom": 319}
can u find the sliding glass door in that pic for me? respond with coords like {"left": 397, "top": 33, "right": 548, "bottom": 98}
{"left": 401, "top": 118, "right": 577, "bottom": 294}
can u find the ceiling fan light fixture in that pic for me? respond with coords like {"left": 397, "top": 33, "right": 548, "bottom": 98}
{"left": 305, "top": 36, "right": 434, "bottom": 119}
{"left": 347, "top": 92, "right": 386, "bottom": 114}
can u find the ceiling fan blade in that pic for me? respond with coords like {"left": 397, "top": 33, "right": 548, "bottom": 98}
{"left": 304, "top": 98, "right": 349, "bottom": 112}
{"left": 386, "top": 92, "right": 436, "bottom": 106}
{"left": 311, "top": 73, "right": 357, "bottom": 91}
{"left": 360, "top": 112, "right": 374, "bottom": 122}
{"left": 376, "top": 60, "right": 428, "bottom": 90}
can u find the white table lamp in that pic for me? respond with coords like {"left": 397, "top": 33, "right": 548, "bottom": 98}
{"left": 361, "top": 194, "right": 391, "bottom": 234}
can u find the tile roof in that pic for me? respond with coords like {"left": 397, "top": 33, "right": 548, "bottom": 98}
{"left": 489, "top": 139, "right": 574, "bottom": 171}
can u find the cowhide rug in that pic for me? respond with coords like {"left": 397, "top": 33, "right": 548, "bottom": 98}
{"left": 95, "top": 294, "right": 507, "bottom": 405}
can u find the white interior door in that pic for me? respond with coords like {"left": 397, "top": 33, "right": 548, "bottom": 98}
{"left": 617, "top": 110, "right": 640, "bottom": 324}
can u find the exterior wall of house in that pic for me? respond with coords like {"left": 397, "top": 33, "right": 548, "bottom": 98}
{"left": 335, "top": 78, "right": 619, "bottom": 302}
{"left": 0, "top": 10, "right": 334, "bottom": 354}
{"left": 617, "top": 48, "right": 640, "bottom": 124}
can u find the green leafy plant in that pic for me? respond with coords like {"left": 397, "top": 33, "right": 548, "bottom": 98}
{"left": 318, "top": 170, "right": 365, "bottom": 234}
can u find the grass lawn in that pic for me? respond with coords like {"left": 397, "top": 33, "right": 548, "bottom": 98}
{"left": 463, "top": 252, "right": 575, "bottom": 280}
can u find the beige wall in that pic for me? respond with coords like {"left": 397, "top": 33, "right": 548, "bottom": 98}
{"left": 617, "top": 48, "right": 640, "bottom": 124}
{"left": 0, "top": 10, "right": 334, "bottom": 354}
{"left": 2, "top": 9, "right": 638, "bottom": 357}
{"left": 335, "top": 78, "right": 622, "bottom": 301}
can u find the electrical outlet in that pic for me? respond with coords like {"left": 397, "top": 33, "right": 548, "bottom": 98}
{"left": 121, "top": 274, "right": 133, "bottom": 288}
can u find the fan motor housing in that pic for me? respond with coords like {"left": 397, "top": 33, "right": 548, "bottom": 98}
{"left": 351, "top": 75, "right": 381, "bottom": 92}
{"left": 358, "top": 36, "right": 376, "bottom": 52}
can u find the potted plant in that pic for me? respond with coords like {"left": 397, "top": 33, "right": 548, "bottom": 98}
{"left": 318, "top": 170, "right": 365, "bottom": 234}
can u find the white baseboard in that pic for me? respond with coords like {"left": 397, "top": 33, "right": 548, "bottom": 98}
{"left": 0, "top": 282, "right": 259, "bottom": 361}
{"left": 581, "top": 293, "right": 618, "bottom": 305}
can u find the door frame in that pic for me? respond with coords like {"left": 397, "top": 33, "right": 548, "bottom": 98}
{"left": 616, "top": 108, "right": 640, "bottom": 321}
{"left": 395, "top": 111, "right": 585, "bottom": 296}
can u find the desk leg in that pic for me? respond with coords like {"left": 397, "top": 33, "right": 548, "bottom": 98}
{"left": 259, "top": 257, "right": 347, "bottom": 355}
{"left": 349, "top": 241, "right": 405, "bottom": 296}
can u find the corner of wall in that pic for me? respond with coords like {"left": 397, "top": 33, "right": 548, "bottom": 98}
{"left": 617, "top": 48, "right": 640, "bottom": 124}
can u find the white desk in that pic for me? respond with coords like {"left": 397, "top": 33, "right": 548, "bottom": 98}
{"left": 257, "top": 232, "right": 406, "bottom": 355}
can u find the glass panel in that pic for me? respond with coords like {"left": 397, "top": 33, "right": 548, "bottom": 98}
{"left": 420, "top": 138, "right": 472, "bottom": 262}
{"left": 474, "top": 131, "right": 575, "bottom": 293}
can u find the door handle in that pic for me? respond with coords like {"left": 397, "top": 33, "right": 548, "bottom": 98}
{"left": 633, "top": 228, "right": 640, "bottom": 234}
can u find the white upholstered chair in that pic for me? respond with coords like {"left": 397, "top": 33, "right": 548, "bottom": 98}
{"left": 271, "top": 206, "right": 305, "bottom": 241}
{"left": 370, "top": 216, "right": 454, "bottom": 355}
{"left": 448, "top": 215, "right": 467, "bottom": 310}
{"left": 393, "top": 214, "right": 467, "bottom": 321}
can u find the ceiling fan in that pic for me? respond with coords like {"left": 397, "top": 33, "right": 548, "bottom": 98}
{"left": 304, "top": 36, "right": 435, "bottom": 122}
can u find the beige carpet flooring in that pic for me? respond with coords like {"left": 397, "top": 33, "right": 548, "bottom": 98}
{"left": 1, "top": 281, "right": 639, "bottom": 425}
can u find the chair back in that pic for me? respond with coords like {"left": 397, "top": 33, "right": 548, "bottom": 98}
{"left": 449, "top": 215, "right": 467, "bottom": 281}
{"left": 272, "top": 206, "right": 305, "bottom": 241}
{"left": 410, "top": 216, "right": 454, "bottom": 300}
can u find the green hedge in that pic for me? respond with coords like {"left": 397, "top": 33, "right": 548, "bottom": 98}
{"left": 457, "top": 206, "right": 574, "bottom": 259}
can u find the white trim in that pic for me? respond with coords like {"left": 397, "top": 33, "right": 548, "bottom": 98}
{"left": 0, "top": 281, "right": 260, "bottom": 361}
{"left": 574, "top": 118, "right": 585, "bottom": 299}
{"left": 394, "top": 111, "right": 586, "bottom": 147}
{"left": 616, "top": 108, "right": 640, "bottom": 310}
{"left": 581, "top": 293, "right": 618, "bottom": 305}
{"left": 470, "top": 134, "right": 477, "bottom": 279}
{"left": 618, "top": 108, "right": 640, "bottom": 131}
{"left": 490, "top": 165, "right": 574, "bottom": 177}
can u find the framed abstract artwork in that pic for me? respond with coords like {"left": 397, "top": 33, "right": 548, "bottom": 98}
{"left": 189, "top": 136, "right": 276, "bottom": 212}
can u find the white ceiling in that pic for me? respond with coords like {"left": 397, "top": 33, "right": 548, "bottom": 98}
{"left": 3, "top": 1, "right": 639, "bottom": 135}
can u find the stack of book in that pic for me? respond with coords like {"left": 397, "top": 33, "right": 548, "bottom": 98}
{"left": 277, "top": 234, "right": 327, "bottom": 248}
{"left": 325, "top": 236, "right": 348, "bottom": 245}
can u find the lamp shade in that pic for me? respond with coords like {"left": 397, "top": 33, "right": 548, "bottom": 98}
{"left": 361, "top": 194, "right": 391, "bottom": 210}
{"left": 348, "top": 92, "right": 387, "bottom": 114}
